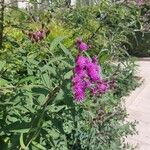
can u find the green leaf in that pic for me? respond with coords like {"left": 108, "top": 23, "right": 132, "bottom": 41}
{"left": 49, "top": 129, "right": 60, "bottom": 139}
{"left": 32, "top": 141, "right": 46, "bottom": 150}
{"left": 47, "top": 56, "right": 66, "bottom": 64}
{"left": 41, "top": 73, "right": 51, "bottom": 89}
{"left": 0, "top": 78, "right": 9, "bottom": 86}
{"left": 64, "top": 70, "right": 73, "bottom": 79}
{"left": 50, "top": 36, "right": 65, "bottom": 51}
{"left": 10, "top": 128, "right": 30, "bottom": 133}
{"left": 100, "top": 51, "right": 109, "bottom": 63}
{"left": 0, "top": 61, "right": 6, "bottom": 71}
{"left": 37, "top": 94, "right": 46, "bottom": 105}
{"left": 32, "top": 86, "right": 49, "bottom": 96}
{"left": 47, "top": 105, "right": 66, "bottom": 113}
{"left": 20, "top": 133, "right": 26, "bottom": 149}
{"left": 54, "top": 89, "right": 64, "bottom": 102}
{"left": 59, "top": 43, "right": 74, "bottom": 60}
{"left": 18, "top": 76, "right": 35, "bottom": 84}
{"left": 39, "top": 65, "right": 56, "bottom": 75}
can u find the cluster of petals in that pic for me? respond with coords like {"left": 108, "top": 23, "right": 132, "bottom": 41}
{"left": 76, "top": 38, "right": 89, "bottom": 52}
{"left": 28, "top": 29, "right": 49, "bottom": 43}
{"left": 126, "top": 0, "right": 144, "bottom": 5}
{"left": 72, "top": 55, "right": 113, "bottom": 102}
{"left": 135, "top": 0, "right": 144, "bottom": 5}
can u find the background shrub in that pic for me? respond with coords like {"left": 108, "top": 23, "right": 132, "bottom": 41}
{"left": 0, "top": 0, "right": 141, "bottom": 149}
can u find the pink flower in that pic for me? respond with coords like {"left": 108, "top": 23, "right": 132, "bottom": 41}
{"left": 28, "top": 29, "right": 46, "bottom": 43}
{"left": 75, "top": 91, "right": 86, "bottom": 101}
{"left": 76, "top": 55, "right": 88, "bottom": 68}
{"left": 79, "top": 42, "right": 89, "bottom": 51}
{"left": 97, "top": 80, "right": 109, "bottom": 94}
{"left": 72, "top": 75, "right": 86, "bottom": 102}
{"left": 90, "top": 80, "right": 110, "bottom": 96}
{"left": 74, "top": 66, "right": 85, "bottom": 77}
{"left": 76, "top": 38, "right": 89, "bottom": 51}
{"left": 136, "top": 0, "right": 143, "bottom": 5}
{"left": 72, "top": 53, "right": 114, "bottom": 101}
{"left": 86, "top": 61, "right": 101, "bottom": 82}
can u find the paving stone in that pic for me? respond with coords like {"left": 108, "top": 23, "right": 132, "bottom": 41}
{"left": 126, "top": 60, "right": 150, "bottom": 150}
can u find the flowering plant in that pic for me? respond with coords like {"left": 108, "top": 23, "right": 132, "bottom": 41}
{"left": 72, "top": 39, "right": 114, "bottom": 102}
{"left": 0, "top": 0, "right": 139, "bottom": 149}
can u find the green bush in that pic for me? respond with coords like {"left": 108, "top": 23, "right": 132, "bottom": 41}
{"left": 128, "top": 3, "right": 150, "bottom": 57}
{"left": 0, "top": 1, "right": 140, "bottom": 149}
{"left": 60, "top": 0, "right": 141, "bottom": 60}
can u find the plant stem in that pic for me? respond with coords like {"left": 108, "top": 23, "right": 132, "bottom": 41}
{"left": 87, "top": 24, "right": 102, "bottom": 44}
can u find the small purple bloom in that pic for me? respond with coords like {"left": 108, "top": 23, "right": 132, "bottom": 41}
{"left": 136, "top": 0, "right": 143, "bottom": 5}
{"left": 76, "top": 55, "right": 88, "bottom": 68}
{"left": 72, "top": 53, "right": 114, "bottom": 102}
{"left": 75, "top": 91, "right": 86, "bottom": 102}
{"left": 97, "top": 80, "right": 109, "bottom": 94}
{"left": 86, "top": 61, "right": 101, "bottom": 82}
{"left": 76, "top": 38, "right": 89, "bottom": 52}
{"left": 74, "top": 66, "right": 85, "bottom": 77}
{"left": 72, "top": 75, "right": 86, "bottom": 102}
{"left": 79, "top": 42, "right": 89, "bottom": 51}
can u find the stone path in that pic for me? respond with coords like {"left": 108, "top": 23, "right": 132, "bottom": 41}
{"left": 126, "top": 59, "right": 150, "bottom": 150}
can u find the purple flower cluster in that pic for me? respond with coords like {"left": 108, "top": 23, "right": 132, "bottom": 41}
{"left": 76, "top": 38, "right": 89, "bottom": 52}
{"left": 72, "top": 55, "right": 113, "bottom": 102}
{"left": 28, "top": 29, "right": 50, "bottom": 43}
{"left": 126, "top": 0, "right": 144, "bottom": 5}
{"left": 136, "top": 0, "right": 143, "bottom": 5}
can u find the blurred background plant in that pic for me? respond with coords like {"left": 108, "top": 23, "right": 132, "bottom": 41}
{"left": 0, "top": 0, "right": 145, "bottom": 149}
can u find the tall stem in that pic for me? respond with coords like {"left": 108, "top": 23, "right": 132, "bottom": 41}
{"left": 0, "top": 0, "right": 4, "bottom": 48}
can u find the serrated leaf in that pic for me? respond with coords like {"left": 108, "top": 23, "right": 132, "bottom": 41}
{"left": 59, "top": 43, "right": 74, "bottom": 60}
{"left": 20, "top": 133, "right": 26, "bottom": 149}
{"left": 0, "top": 78, "right": 9, "bottom": 86}
{"left": 54, "top": 89, "right": 64, "bottom": 102}
{"left": 47, "top": 105, "right": 66, "bottom": 113}
{"left": 0, "top": 61, "right": 6, "bottom": 71}
{"left": 18, "top": 76, "right": 35, "bottom": 84}
{"left": 49, "top": 129, "right": 60, "bottom": 139}
{"left": 32, "top": 141, "right": 46, "bottom": 150}
{"left": 41, "top": 73, "right": 51, "bottom": 88}
{"left": 50, "top": 36, "right": 65, "bottom": 51}
{"left": 64, "top": 70, "right": 73, "bottom": 79}
{"left": 10, "top": 128, "right": 30, "bottom": 133}
{"left": 37, "top": 94, "right": 46, "bottom": 105}
{"left": 39, "top": 65, "right": 56, "bottom": 75}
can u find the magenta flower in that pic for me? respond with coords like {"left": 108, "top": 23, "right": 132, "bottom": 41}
{"left": 75, "top": 91, "right": 86, "bottom": 101}
{"left": 136, "top": 0, "right": 143, "bottom": 5}
{"left": 90, "top": 80, "right": 110, "bottom": 96}
{"left": 74, "top": 66, "right": 84, "bottom": 76}
{"left": 97, "top": 80, "right": 109, "bottom": 94}
{"left": 72, "top": 76, "right": 86, "bottom": 102}
{"left": 28, "top": 29, "right": 47, "bottom": 43}
{"left": 72, "top": 40, "right": 114, "bottom": 102}
{"left": 76, "top": 55, "right": 88, "bottom": 68}
{"left": 86, "top": 61, "right": 101, "bottom": 82}
{"left": 79, "top": 42, "right": 89, "bottom": 51}
{"left": 76, "top": 38, "right": 89, "bottom": 52}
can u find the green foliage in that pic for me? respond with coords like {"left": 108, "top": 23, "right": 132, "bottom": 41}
{"left": 127, "top": 3, "right": 150, "bottom": 57}
{"left": 0, "top": 1, "right": 141, "bottom": 150}
{"left": 61, "top": 0, "right": 141, "bottom": 60}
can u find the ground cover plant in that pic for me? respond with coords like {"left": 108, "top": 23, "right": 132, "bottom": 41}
{"left": 0, "top": 0, "right": 141, "bottom": 149}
